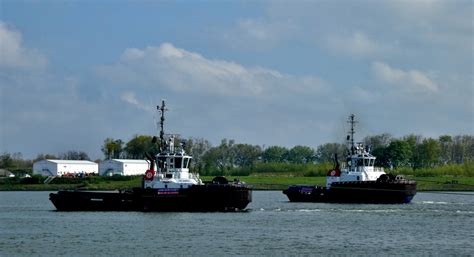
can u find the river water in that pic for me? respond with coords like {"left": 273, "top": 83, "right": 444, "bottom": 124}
{"left": 0, "top": 191, "right": 473, "bottom": 256}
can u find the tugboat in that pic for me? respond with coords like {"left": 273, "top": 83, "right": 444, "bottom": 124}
{"left": 283, "top": 114, "right": 416, "bottom": 204}
{"left": 50, "top": 100, "right": 252, "bottom": 211}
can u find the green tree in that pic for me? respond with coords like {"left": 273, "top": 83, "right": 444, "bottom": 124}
{"left": 262, "top": 146, "right": 288, "bottom": 163}
{"left": 416, "top": 138, "right": 441, "bottom": 168}
{"left": 233, "top": 144, "right": 262, "bottom": 167}
{"left": 34, "top": 153, "right": 58, "bottom": 161}
{"left": 386, "top": 140, "right": 412, "bottom": 168}
{"left": 363, "top": 133, "right": 393, "bottom": 167}
{"left": 185, "top": 137, "right": 212, "bottom": 173}
{"left": 403, "top": 134, "right": 423, "bottom": 168}
{"left": 200, "top": 139, "right": 235, "bottom": 175}
{"left": 124, "top": 135, "right": 160, "bottom": 159}
{"left": 439, "top": 135, "right": 453, "bottom": 164}
{"left": 101, "top": 138, "right": 124, "bottom": 159}
{"left": 286, "top": 145, "right": 315, "bottom": 164}
{"left": 363, "top": 133, "right": 392, "bottom": 149}
{"left": 201, "top": 146, "right": 227, "bottom": 175}
{"left": 0, "top": 153, "right": 14, "bottom": 168}
{"left": 371, "top": 147, "right": 390, "bottom": 167}
{"left": 452, "top": 135, "right": 474, "bottom": 164}
{"left": 0, "top": 152, "right": 33, "bottom": 176}
{"left": 58, "top": 150, "right": 91, "bottom": 160}
{"left": 315, "top": 143, "right": 346, "bottom": 163}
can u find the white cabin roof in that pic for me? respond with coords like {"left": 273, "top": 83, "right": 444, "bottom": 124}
{"left": 108, "top": 159, "right": 149, "bottom": 164}
{"left": 43, "top": 159, "right": 97, "bottom": 165}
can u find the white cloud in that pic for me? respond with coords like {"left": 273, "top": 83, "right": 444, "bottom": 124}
{"left": 231, "top": 1, "right": 472, "bottom": 60}
{"left": 326, "top": 32, "right": 393, "bottom": 58}
{"left": 97, "top": 42, "right": 327, "bottom": 97}
{"left": 237, "top": 19, "right": 272, "bottom": 41}
{"left": 121, "top": 91, "right": 152, "bottom": 112}
{"left": 222, "top": 18, "right": 298, "bottom": 50}
{"left": 0, "top": 21, "right": 47, "bottom": 70}
{"left": 121, "top": 48, "right": 145, "bottom": 61}
{"left": 371, "top": 61, "right": 438, "bottom": 92}
{"left": 387, "top": 0, "right": 472, "bottom": 50}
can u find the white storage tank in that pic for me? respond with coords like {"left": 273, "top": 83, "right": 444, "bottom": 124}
{"left": 99, "top": 159, "right": 151, "bottom": 176}
{"left": 33, "top": 160, "right": 98, "bottom": 176}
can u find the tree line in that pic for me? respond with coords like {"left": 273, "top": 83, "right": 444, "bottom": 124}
{"left": 100, "top": 133, "right": 474, "bottom": 175}
{"left": 1, "top": 133, "right": 473, "bottom": 176}
{"left": 0, "top": 151, "right": 91, "bottom": 173}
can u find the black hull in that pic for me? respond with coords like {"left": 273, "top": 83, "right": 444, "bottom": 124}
{"left": 50, "top": 184, "right": 252, "bottom": 212}
{"left": 283, "top": 181, "right": 417, "bottom": 204}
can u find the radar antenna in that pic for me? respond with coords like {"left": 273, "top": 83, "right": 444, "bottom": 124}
{"left": 157, "top": 100, "right": 168, "bottom": 151}
{"left": 347, "top": 114, "right": 358, "bottom": 155}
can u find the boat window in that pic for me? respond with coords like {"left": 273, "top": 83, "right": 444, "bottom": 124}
{"left": 364, "top": 158, "right": 369, "bottom": 166}
{"left": 157, "top": 157, "right": 166, "bottom": 168}
{"left": 175, "top": 157, "right": 182, "bottom": 169}
{"left": 183, "top": 158, "right": 189, "bottom": 168}
{"left": 168, "top": 158, "right": 174, "bottom": 169}
{"left": 356, "top": 159, "right": 363, "bottom": 167}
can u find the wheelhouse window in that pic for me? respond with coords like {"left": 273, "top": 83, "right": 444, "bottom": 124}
{"left": 157, "top": 157, "right": 166, "bottom": 168}
{"left": 183, "top": 158, "right": 189, "bottom": 168}
{"left": 175, "top": 157, "right": 182, "bottom": 168}
{"left": 364, "top": 158, "right": 369, "bottom": 166}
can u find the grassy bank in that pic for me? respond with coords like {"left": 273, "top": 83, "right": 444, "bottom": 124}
{"left": 1, "top": 175, "right": 474, "bottom": 191}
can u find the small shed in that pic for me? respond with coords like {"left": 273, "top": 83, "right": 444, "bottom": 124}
{"left": 0, "top": 169, "right": 15, "bottom": 177}
{"left": 33, "top": 160, "right": 98, "bottom": 176}
{"left": 99, "top": 159, "right": 150, "bottom": 176}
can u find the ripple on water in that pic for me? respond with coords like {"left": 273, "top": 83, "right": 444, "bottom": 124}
{"left": 0, "top": 191, "right": 473, "bottom": 256}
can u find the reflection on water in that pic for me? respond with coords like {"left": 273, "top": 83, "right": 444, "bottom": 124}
{"left": 0, "top": 191, "right": 473, "bottom": 256}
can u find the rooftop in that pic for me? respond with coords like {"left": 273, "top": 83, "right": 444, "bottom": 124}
{"left": 108, "top": 159, "right": 149, "bottom": 164}
{"left": 41, "top": 159, "right": 97, "bottom": 165}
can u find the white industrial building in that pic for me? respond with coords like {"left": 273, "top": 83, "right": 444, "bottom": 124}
{"left": 33, "top": 160, "right": 98, "bottom": 176}
{"left": 99, "top": 159, "right": 150, "bottom": 176}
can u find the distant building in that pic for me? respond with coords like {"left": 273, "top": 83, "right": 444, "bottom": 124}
{"left": 99, "top": 159, "right": 151, "bottom": 176}
{"left": 33, "top": 160, "right": 98, "bottom": 176}
{"left": 0, "top": 169, "right": 15, "bottom": 177}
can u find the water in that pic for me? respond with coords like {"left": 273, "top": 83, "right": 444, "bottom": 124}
{"left": 1, "top": 191, "right": 473, "bottom": 256}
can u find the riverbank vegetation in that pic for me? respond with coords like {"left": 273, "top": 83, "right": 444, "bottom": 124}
{"left": 1, "top": 133, "right": 473, "bottom": 191}
{"left": 1, "top": 174, "right": 474, "bottom": 191}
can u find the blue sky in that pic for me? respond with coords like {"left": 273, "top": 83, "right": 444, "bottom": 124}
{"left": 1, "top": 0, "right": 473, "bottom": 160}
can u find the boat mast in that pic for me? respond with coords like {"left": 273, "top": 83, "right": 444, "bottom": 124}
{"left": 348, "top": 114, "right": 357, "bottom": 155}
{"left": 157, "top": 100, "right": 168, "bottom": 151}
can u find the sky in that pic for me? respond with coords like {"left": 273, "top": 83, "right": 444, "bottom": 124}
{"left": 0, "top": 0, "right": 473, "bottom": 160}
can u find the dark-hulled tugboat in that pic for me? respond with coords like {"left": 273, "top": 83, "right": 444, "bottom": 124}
{"left": 283, "top": 114, "right": 416, "bottom": 204}
{"left": 50, "top": 100, "right": 252, "bottom": 211}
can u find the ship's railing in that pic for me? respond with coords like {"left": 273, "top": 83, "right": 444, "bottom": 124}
{"left": 189, "top": 172, "right": 202, "bottom": 183}
{"left": 374, "top": 167, "right": 385, "bottom": 173}
{"left": 349, "top": 166, "right": 385, "bottom": 173}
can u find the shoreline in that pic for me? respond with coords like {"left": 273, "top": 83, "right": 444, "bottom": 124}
{"left": 0, "top": 188, "right": 474, "bottom": 193}
{"left": 1, "top": 175, "right": 473, "bottom": 192}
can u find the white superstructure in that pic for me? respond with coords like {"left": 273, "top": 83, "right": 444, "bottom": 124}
{"left": 99, "top": 159, "right": 152, "bottom": 176}
{"left": 144, "top": 136, "right": 202, "bottom": 190}
{"left": 326, "top": 114, "right": 386, "bottom": 188}
{"left": 143, "top": 100, "right": 202, "bottom": 190}
{"left": 33, "top": 159, "right": 98, "bottom": 176}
